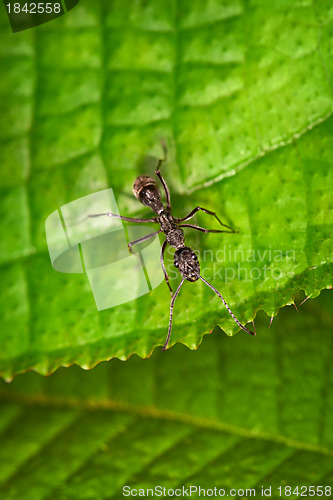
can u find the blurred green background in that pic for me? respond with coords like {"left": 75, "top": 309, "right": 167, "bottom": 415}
{"left": 0, "top": 0, "right": 333, "bottom": 497}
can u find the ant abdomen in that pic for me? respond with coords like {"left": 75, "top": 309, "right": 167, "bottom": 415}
{"left": 133, "top": 176, "right": 164, "bottom": 214}
{"left": 174, "top": 247, "right": 200, "bottom": 282}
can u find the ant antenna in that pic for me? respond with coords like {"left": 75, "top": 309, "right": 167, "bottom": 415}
{"left": 197, "top": 274, "right": 255, "bottom": 336}
{"left": 162, "top": 277, "right": 185, "bottom": 351}
{"left": 160, "top": 138, "right": 168, "bottom": 161}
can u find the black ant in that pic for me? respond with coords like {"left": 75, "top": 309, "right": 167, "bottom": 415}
{"left": 89, "top": 146, "right": 254, "bottom": 350}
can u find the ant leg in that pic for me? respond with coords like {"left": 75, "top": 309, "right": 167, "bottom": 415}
{"left": 179, "top": 223, "right": 235, "bottom": 234}
{"left": 197, "top": 274, "right": 254, "bottom": 336}
{"left": 176, "top": 206, "right": 236, "bottom": 232}
{"left": 155, "top": 142, "right": 171, "bottom": 212}
{"left": 160, "top": 240, "right": 173, "bottom": 297}
{"left": 162, "top": 277, "right": 185, "bottom": 351}
{"left": 128, "top": 230, "right": 161, "bottom": 253}
{"left": 88, "top": 212, "right": 157, "bottom": 223}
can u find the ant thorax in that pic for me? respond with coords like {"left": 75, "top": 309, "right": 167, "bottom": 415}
{"left": 157, "top": 211, "right": 176, "bottom": 229}
{"left": 156, "top": 212, "right": 184, "bottom": 249}
{"left": 165, "top": 228, "right": 185, "bottom": 249}
{"left": 174, "top": 247, "right": 200, "bottom": 282}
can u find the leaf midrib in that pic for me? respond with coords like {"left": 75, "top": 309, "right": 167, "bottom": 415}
{"left": 1, "top": 391, "right": 332, "bottom": 458}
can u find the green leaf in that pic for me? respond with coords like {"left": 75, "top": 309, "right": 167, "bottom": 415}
{"left": 0, "top": 1, "right": 333, "bottom": 377}
{"left": 0, "top": 291, "right": 332, "bottom": 498}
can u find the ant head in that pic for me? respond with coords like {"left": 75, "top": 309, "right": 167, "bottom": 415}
{"left": 133, "top": 176, "right": 164, "bottom": 214}
{"left": 174, "top": 246, "right": 200, "bottom": 282}
{"left": 133, "top": 176, "right": 161, "bottom": 201}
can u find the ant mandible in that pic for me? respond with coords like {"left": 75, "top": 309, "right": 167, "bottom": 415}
{"left": 89, "top": 144, "right": 254, "bottom": 350}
